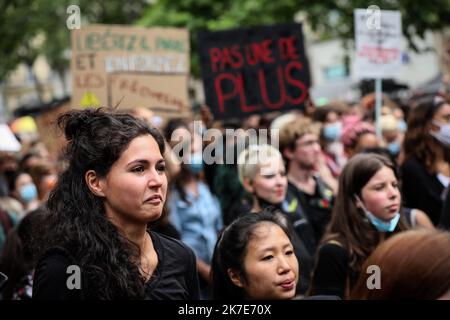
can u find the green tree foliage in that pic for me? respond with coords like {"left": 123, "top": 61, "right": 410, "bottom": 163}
{"left": 1, "top": 0, "right": 449, "bottom": 82}
{"left": 139, "top": 0, "right": 450, "bottom": 77}
{"left": 0, "top": 0, "right": 40, "bottom": 80}
{"left": 0, "top": 0, "right": 149, "bottom": 82}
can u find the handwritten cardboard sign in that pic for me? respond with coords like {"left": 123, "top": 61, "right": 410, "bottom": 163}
{"left": 71, "top": 24, "right": 191, "bottom": 119}
{"left": 198, "top": 23, "right": 311, "bottom": 120}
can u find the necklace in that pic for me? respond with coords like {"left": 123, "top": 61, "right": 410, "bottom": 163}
{"left": 139, "top": 234, "right": 158, "bottom": 283}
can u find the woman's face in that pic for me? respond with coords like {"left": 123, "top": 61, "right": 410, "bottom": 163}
{"left": 433, "top": 103, "right": 450, "bottom": 125}
{"left": 360, "top": 166, "right": 401, "bottom": 221}
{"left": 238, "top": 222, "right": 298, "bottom": 300}
{"left": 99, "top": 135, "right": 167, "bottom": 226}
{"left": 249, "top": 157, "right": 287, "bottom": 205}
{"left": 14, "top": 172, "right": 38, "bottom": 203}
{"left": 14, "top": 172, "right": 33, "bottom": 193}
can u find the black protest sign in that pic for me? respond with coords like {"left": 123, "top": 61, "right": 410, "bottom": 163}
{"left": 198, "top": 23, "right": 311, "bottom": 120}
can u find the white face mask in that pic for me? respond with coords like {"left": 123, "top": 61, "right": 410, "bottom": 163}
{"left": 430, "top": 121, "right": 450, "bottom": 147}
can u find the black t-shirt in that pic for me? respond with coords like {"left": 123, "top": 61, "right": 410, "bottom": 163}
{"left": 400, "top": 158, "right": 446, "bottom": 225}
{"left": 282, "top": 188, "right": 317, "bottom": 258}
{"left": 287, "top": 177, "right": 334, "bottom": 246}
{"left": 32, "top": 231, "right": 200, "bottom": 300}
{"left": 150, "top": 221, "right": 181, "bottom": 240}
{"left": 440, "top": 188, "right": 450, "bottom": 230}
{"left": 310, "top": 243, "right": 357, "bottom": 299}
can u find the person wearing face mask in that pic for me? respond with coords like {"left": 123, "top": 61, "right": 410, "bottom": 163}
{"left": 397, "top": 118, "right": 408, "bottom": 133}
{"left": 28, "top": 162, "right": 57, "bottom": 202}
{"left": 390, "top": 105, "right": 408, "bottom": 132}
{"left": 313, "top": 105, "right": 347, "bottom": 180}
{"left": 168, "top": 131, "right": 223, "bottom": 299}
{"left": 400, "top": 96, "right": 450, "bottom": 225}
{"left": 320, "top": 121, "right": 345, "bottom": 179}
{"left": 323, "top": 121, "right": 342, "bottom": 142}
{"left": 5, "top": 171, "right": 39, "bottom": 214}
{"left": 310, "top": 153, "right": 411, "bottom": 299}
{"left": 380, "top": 114, "right": 403, "bottom": 160}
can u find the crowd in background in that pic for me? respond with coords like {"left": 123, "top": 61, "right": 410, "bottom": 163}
{"left": 1, "top": 89, "right": 450, "bottom": 300}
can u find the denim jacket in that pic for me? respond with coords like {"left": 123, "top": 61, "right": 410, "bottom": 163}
{"left": 168, "top": 182, "right": 222, "bottom": 263}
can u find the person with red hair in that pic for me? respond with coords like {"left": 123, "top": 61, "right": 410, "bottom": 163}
{"left": 351, "top": 228, "right": 450, "bottom": 299}
{"left": 340, "top": 116, "right": 379, "bottom": 158}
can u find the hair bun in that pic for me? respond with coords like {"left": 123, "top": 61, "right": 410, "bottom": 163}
{"left": 57, "top": 109, "right": 102, "bottom": 141}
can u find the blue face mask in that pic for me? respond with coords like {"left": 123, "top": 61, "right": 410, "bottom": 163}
{"left": 19, "top": 183, "right": 38, "bottom": 203}
{"left": 356, "top": 196, "right": 400, "bottom": 232}
{"left": 366, "top": 210, "right": 400, "bottom": 232}
{"left": 398, "top": 120, "right": 407, "bottom": 133}
{"left": 323, "top": 122, "right": 342, "bottom": 141}
{"left": 387, "top": 142, "right": 401, "bottom": 156}
{"left": 187, "top": 152, "right": 203, "bottom": 174}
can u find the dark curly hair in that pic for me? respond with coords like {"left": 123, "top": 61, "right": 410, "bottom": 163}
{"left": 40, "top": 108, "right": 165, "bottom": 299}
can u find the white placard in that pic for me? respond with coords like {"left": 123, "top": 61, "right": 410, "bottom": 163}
{"left": 354, "top": 9, "right": 402, "bottom": 79}
{"left": 0, "top": 124, "right": 21, "bottom": 152}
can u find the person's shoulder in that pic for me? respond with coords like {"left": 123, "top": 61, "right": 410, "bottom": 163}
{"left": 411, "top": 208, "right": 435, "bottom": 228}
{"left": 35, "top": 246, "right": 76, "bottom": 279}
{"left": 150, "top": 231, "right": 195, "bottom": 259}
{"left": 33, "top": 246, "right": 80, "bottom": 300}
{"left": 38, "top": 246, "right": 75, "bottom": 265}
{"left": 400, "top": 158, "right": 425, "bottom": 172}
{"left": 314, "top": 241, "right": 350, "bottom": 275}
{"left": 318, "top": 241, "right": 348, "bottom": 257}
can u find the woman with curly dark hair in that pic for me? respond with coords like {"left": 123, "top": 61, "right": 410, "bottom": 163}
{"left": 400, "top": 96, "right": 450, "bottom": 225}
{"left": 32, "top": 108, "right": 199, "bottom": 300}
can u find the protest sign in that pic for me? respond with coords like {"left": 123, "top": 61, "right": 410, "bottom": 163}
{"left": 354, "top": 9, "right": 402, "bottom": 79}
{"left": 71, "top": 24, "right": 191, "bottom": 120}
{"left": 198, "top": 23, "right": 310, "bottom": 120}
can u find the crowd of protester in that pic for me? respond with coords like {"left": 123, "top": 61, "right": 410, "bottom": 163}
{"left": 0, "top": 90, "right": 449, "bottom": 300}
